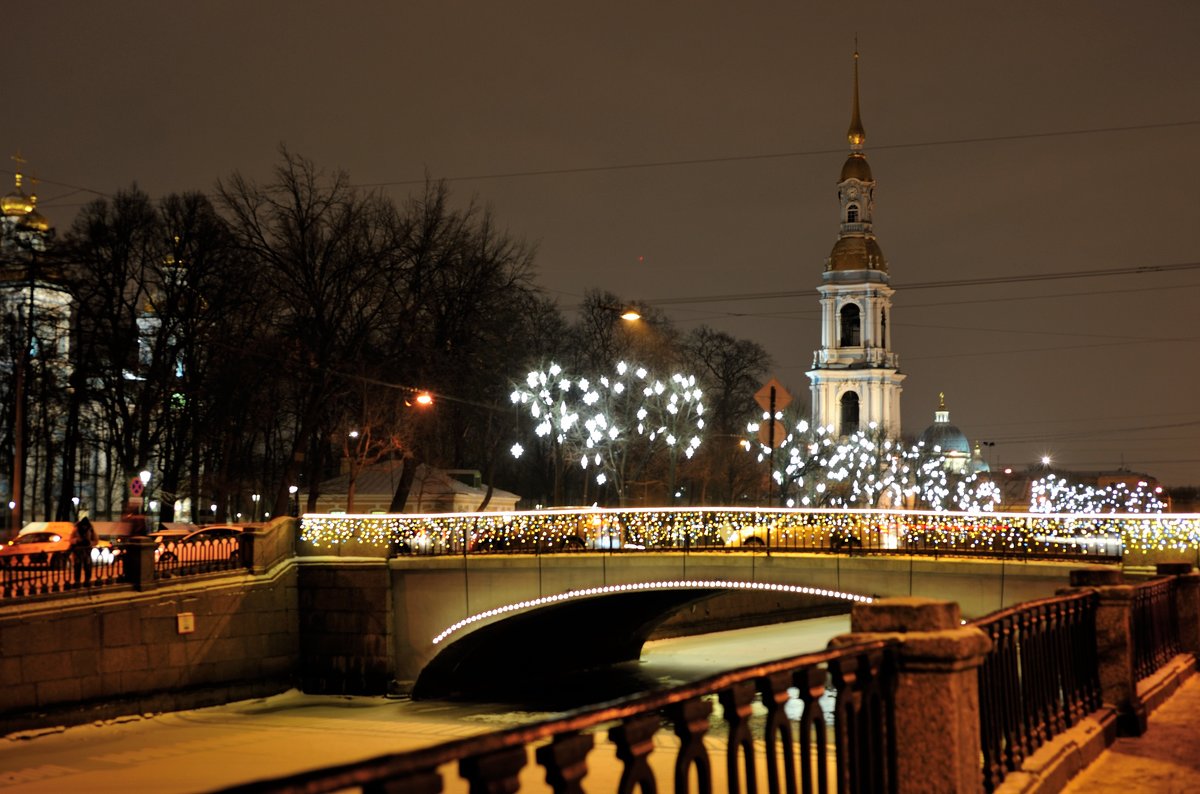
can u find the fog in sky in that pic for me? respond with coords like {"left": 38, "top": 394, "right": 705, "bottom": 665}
{"left": 5, "top": 1, "right": 1198, "bottom": 482}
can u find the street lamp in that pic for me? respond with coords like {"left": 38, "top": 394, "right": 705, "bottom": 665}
{"left": 288, "top": 484, "right": 299, "bottom": 517}
{"left": 251, "top": 493, "right": 261, "bottom": 522}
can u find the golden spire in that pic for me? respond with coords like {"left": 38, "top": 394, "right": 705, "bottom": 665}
{"left": 2, "top": 152, "right": 33, "bottom": 217}
{"left": 938, "top": 391, "right": 946, "bottom": 410}
{"left": 11, "top": 152, "right": 25, "bottom": 190}
{"left": 847, "top": 49, "right": 866, "bottom": 150}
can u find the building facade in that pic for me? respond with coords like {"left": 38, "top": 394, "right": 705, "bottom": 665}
{"left": 807, "top": 52, "right": 905, "bottom": 437}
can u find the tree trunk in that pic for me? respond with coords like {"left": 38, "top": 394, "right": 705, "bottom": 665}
{"left": 388, "top": 455, "right": 420, "bottom": 513}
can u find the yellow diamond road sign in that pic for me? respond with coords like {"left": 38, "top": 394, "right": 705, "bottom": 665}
{"left": 754, "top": 378, "right": 792, "bottom": 413}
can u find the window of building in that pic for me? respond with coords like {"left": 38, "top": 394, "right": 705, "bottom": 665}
{"left": 840, "top": 392, "right": 860, "bottom": 436}
{"left": 840, "top": 303, "right": 861, "bottom": 347}
{"left": 846, "top": 204, "right": 859, "bottom": 223}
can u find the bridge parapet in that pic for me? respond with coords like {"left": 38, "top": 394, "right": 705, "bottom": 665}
{"left": 301, "top": 507, "right": 1200, "bottom": 565}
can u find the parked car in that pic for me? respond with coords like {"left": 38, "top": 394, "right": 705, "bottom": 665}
{"left": 153, "top": 525, "right": 243, "bottom": 565}
{"left": 1, "top": 523, "right": 116, "bottom": 567}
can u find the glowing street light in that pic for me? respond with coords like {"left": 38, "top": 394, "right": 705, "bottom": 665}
{"left": 414, "top": 391, "right": 434, "bottom": 406}
{"left": 619, "top": 309, "right": 641, "bottom": 322}
{"left": 1040, "top": 455, "right": 1052, "bottom": 467}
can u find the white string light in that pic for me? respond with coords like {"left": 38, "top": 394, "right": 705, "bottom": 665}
{"left": 430, "top": 579, "right": 875, "bottom": 645}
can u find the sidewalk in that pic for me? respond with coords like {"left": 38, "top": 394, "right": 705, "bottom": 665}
{"left": 1064, "top": 673, "right": 1200, "bottom": 793}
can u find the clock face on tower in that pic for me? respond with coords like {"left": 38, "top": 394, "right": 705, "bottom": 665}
{"left": 847, "top": 186, "right": 859, "bottom": 199}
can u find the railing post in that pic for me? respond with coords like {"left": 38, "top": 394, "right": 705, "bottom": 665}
{"left": 1156, "top": 563, "right": 1200, "bottom": 656}
{"left": 121, "top": 536, "right": 156, "bottom": 591}
{"left": 831, "top": 597, "right": 991, "bottom": 794}
{"left": 1068, "top": 567, "right": 1146, "bottom": 736}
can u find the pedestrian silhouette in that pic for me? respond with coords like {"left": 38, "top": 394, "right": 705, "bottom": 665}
{"left": 70, "top": 510, "right": 98, "bottom": 586}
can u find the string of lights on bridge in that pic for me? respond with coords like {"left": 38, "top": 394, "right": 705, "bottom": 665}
{"left": 429, "top": 579, "right": 875, "bottom": 646}
{"left": 300, "top": 507, "right": 1200, "bottom": 557}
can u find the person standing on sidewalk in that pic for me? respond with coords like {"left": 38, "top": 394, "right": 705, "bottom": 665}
{"left": 70, "top": 510, "right": 97, "bottom": 586}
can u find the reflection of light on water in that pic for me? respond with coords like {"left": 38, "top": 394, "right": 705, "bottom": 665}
{"left": 781, "top": 682, "right": 837, "bottom": 724}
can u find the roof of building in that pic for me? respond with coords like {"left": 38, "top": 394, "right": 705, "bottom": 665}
{"left": 828, "top": 235, "right": 888, "bottom": 273}
{"left": 918, "top": 394, "right": 971, "bottom": 456}
{"left": 318, "top": 460, "right": 520, "bottom": 505}
{"left": 840, "top": 153, "right": 873, "bottom": 182}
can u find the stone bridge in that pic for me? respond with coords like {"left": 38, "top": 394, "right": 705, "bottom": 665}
{"left": 345, "top": 550, "right": 1091, "bottom": 695}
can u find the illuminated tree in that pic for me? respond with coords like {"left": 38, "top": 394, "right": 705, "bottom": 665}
{"left": 748, "top": 420, "right": 1001, "bottom": 512}
{"left": 1029, "top": 474, "right": 1165, "bottom": 513}
{"left": 510, "top": 361, "right": 705, "bottom": 505}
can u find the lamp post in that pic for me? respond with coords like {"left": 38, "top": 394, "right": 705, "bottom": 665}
{"left": 288, "top": 485, "right": 299, "bottom": 517}
{"left": 251, "top": 493, "right": 261, "bottom": 522}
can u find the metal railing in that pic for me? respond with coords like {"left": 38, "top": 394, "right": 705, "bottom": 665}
{"left": 973, "top": 591, "right": 1101, "bottom": 792}
{"left": 0, "top": 549, "right": 125, "bottom": 599}
{"left": 155, "top": 536, "right": 243, "bottom": 577}
{"left": 1132, "top": 577, "right": 1182, "bottom": 681}
{"left": 216, "top": 638, "right": 899, "bottom": 794}
{"left": 0, "top": 519, "right": 298, "bottom": 601}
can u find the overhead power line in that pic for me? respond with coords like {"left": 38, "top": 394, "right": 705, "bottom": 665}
{"left": 640, "top": 261, "right": 1200, "bottom": 306}
{"left": 353, "top": 119, "right": 1200, "bottom": 188}
{"left": 9, "top": 118, "right": 1198, "bottom": 208}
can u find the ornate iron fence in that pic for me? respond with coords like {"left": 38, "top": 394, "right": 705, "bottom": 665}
{"left": 0, "top": 533, "right": 247, "bottom": 599}
{"left": 215, "top": 639, "right": 899, "bottom": 794}
{"left": 155, "top": 535, "right": 244, "bottom": 577}
{"left": 0, "top": 548, "right": 125, "bottom": 598}
{"left": 1132, "top": 577, "right": 1182, "bottom": 681}
{"left": 973, "top": 591, "right": 1101, "bottom": 792}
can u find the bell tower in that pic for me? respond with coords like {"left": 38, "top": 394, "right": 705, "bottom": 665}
{"left": 806, "top": 51, "right": 905, "bottom": 437}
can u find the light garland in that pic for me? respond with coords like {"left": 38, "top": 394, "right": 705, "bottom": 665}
{"left": 430, "top": 579, "right": 874, "bottom": 644}
{"left": 1029, "top": 474, "right": 1165, "bottom": 514}
{"left": 509, "top": 361, "right": 706, "bottom": 496}
{"left": 300, "top": 507, "right": 1200, "bottom": 556}
{"left": 748, "top": 422, "right": 1000, "bottom": 512}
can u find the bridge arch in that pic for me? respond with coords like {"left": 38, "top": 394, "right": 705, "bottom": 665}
{"left": 413, "top": 580, "right": 872, "bottom": 699}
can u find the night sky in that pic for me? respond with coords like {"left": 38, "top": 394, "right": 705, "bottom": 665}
{"left": 5, "top": 2, "right": 1199, "bottom": 483}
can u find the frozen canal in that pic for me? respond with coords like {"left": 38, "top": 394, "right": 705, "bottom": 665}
{"left": 0, "top": 614, "right": 850, "bottom": 793}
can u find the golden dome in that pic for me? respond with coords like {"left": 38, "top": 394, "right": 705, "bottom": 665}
{"left": 2, "top": 170, "right": 32, "bottom": 216}
{"left": 22, "top": 209, "right": 49, "bottom": 232}
{"left": 828, "top": 235, "right": 888, "bottom": 273}
{"left": 2, "top": 191, "right": 32, "bottom": 217}
{"left": 20, "top": 193, "right": 50, "bottom": 232}
{"left": 840, "top": 153, "right": 873, "bottom": 182}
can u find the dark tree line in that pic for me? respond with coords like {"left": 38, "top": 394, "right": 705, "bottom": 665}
{"left": 1, "top": 150, "right": 780, "bottom": 525}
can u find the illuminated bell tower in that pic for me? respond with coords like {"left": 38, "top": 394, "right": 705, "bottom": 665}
{"left": 806, "top": 51, "right": 904, "bottom": 437}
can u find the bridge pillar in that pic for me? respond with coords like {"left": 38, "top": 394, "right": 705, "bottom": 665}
{"left": 832, "top": 597, "right": 991, "bottom": 794}
{"left": 1067, "top": 567, "right": 1147, "bottom": 736}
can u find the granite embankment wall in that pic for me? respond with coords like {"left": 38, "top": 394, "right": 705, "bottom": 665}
{"left": 0, "top": 523, "right": 300, "bottom": 733}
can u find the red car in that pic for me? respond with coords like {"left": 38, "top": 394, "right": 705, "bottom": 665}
{"left": 1, "top": 523, "right": 116, "bottom": 567}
